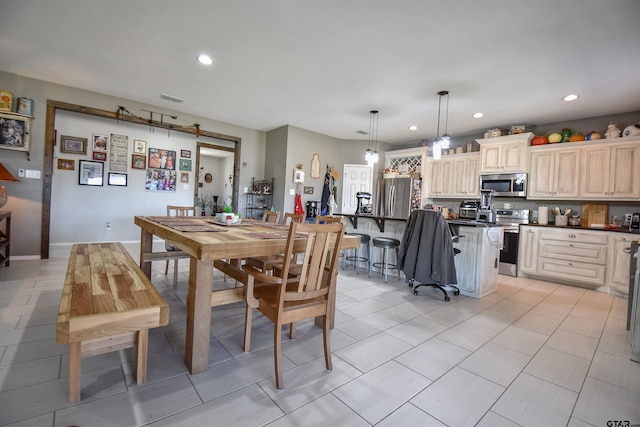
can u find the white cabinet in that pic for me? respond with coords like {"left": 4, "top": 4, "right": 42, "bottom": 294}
{"left": 452, "top": 225, "right": 502, "bottom": 298}
{"left": 427, "top": 153, "right": 479, "bottom": 198}
{"left": 477, "top": 132, "right": 533, "bottom": 174}
{"left": 607, "top": 233, "right": 637, "bottom": 294}
{"left": 528, "top": 146, "right": 580, "bottom": 199}
{"left": 427, "top": 158, "right": 453, "bottom": 197}
{"left": 451, "top": 153, "right": 480, "bottom": 198}
{"left": 518, "top": 226, "right": 539, "bottom": 275}
{"left": 580, "top": 139, "right": 640, "bottom": 200}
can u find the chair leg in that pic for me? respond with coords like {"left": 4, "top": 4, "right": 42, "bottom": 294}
{"left": 323, "top": 315, "right": 332, "bottom": 371}
{"left": 274, "top": 322, "right": 283, "bottom": 389}
{"left": 243, "top": 304, "right": 253, "bottom": 352}
{"left": 173, "top": 259, "right": 178, "bottom": 284}
{"left": 164, "top": 260, "right": 169, "bottom": 275}
{"left": 289, "top": 322, "right": 297, "bottom": 340}
{"left": 383, "top": 248, "right": 389, "bottom": 283}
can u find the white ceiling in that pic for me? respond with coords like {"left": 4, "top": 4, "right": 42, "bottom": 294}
{"left": 2, "top": 1, "right": 640, "bottom": 145}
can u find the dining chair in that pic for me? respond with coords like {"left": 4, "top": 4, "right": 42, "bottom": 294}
{"left": 165, "top": 205, "right": 196, "bottom": 284}
{"left": 242, "top": 221, "right": 344, "bottom": 389}
{"left": 262, "top": 209, "right": 281, "bottom": 223}
{"left": 245, "top": 212, "right": 303, "bottom": 273}
{"left": 283, "top": 212, "right": 304, "bottom": 224}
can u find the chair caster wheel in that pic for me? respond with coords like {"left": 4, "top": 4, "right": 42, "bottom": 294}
{"left": 413, "top": 289, "right": 418, "bottom": 296}
{"left": 444, "top": 296, "right": 450, "bottom": 301}
{"left": 454, "top": 290, "right": 460, "bottom": 296}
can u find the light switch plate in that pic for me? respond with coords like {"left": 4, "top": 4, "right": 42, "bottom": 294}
{"left": 289, "top": 188, "right": 295, "bottom": 195}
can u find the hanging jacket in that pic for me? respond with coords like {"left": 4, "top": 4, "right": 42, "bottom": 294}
{"left": 398, "top": 209, "right": 458, "bottom": 285}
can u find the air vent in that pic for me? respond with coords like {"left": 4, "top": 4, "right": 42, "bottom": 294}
{"left": 160, "top": 93, "right": 185, "bottom": 103}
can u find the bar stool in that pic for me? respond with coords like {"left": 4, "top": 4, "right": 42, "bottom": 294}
{"left": 370, "top": 237, "right": 401, "bottom": 282}
{"left": 343, "top": 233, "right": 371, "bottom": 274}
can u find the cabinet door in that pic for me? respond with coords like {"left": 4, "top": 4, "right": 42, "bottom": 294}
{"left": 518, "top": 226, "right": 539, "bottom": 275}
{"left": 580, "top": 145, "right": 611, "bottom": 198}
{"left": 610, "top": 143, "right": 640, "bottom": 198}
{"left": 463, "top": 156, "right": 480, "bottom": 196}
{"left": 480, "top": 144, "right": 502, "bottom": 173}
{"left": 501, "top": 142, "right": 527, "bottom": 173}
{"left": 553, "top": 149, "right": 580, "bottom": 198}
{"left": 453, "top": 228, "right": 480, "bottom": 295}
{"left": 451, "top": 158, "right": 468, "bottom": 197}
{"left": 608, "top": 234, "right": 635, "bottom": 294}
{"left": 528, "top": 151, "right": 555, "bottom": 198}
{"left": 428, "top": 159, "right": 452, "bottom": 196}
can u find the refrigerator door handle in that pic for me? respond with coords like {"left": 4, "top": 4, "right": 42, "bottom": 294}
{"left": 389, "top": 184, "right": 395, "bottom": 217}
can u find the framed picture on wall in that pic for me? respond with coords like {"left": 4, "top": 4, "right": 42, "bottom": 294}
{"left": 131, "top": 154, "right": 146, "bottom": 169}
{"left": 92, "top": 134, "right": 108, "bottom": 151}
{"left": 293, "top": 169, "right": 305, "bottom": 184}
{"left": 0, "top": 111, "right": 31, "bottom": 152}
{"left": 108, "top": 172, "right": 128, "bottom": 186}
{"left": 180, "top": 172, "right": 189, "bottom": 183}
{"left": 180, "top": 159, "right": 192, "bottom": 171}
{"left": 133, "top": 139, "right": 146, "bottom": 154}
{"left": 148, "top": 147, "right": 176, "bottom": 170}
{"left": 78, "top": 160, "right": 103, "bottom": 186}
{"left": 303, "top": 186, "right": 314, "bottom": 194}
{"left": 180, "top": 149, "right": 191, "bottom": 158}
{"left": 60, "top": 135, "right": 87, "bottom": 155}
{"left": 92, "top": 151, "right": 107, "bottom": 162}
{"left": 57, "top": 158, "right": 75, "bottom": 170}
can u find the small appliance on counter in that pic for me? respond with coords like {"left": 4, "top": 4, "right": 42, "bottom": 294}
{"left": 459, "top": 200, "right": 480, "bottom": 219}
{"left": 305, "top": 200, "right": 319, "bottom": 220}
{"left": 355, "top": 192, "right": 372, "bottom": 215}
{"left": 476, "top": 189, "right": 496, "bottom": 223}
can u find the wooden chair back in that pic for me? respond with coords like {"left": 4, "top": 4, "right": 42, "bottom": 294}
{"left": 262, "top": 210, "right": 281, "bottom": 223}
{"left": 167, "top": 205, "right": 196, "bottom": 217}
{"left": 283, "top": 212, "right": 304, "bottom": 224}
{"left": 315, "top": 215, "right": 343, "bottom": 224}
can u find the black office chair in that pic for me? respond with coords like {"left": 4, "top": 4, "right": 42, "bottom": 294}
{"left": 398, "top": 209, "right": 460, "bottom": 301}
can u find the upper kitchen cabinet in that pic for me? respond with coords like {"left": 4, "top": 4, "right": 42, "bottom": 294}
{"left": 477, "top": 132, "right": 533, "bottom": 174}
{"left": 427, "top": 157, "right": 453, "bottom": 197}
{"left": 451, "top": 153, "right": 480, "bottom": 198}
{"left": 528, "top": 145, "right": 580, "bottom": 199}
{"left": 580, "top": 138, "right": 640, "bottom": 200}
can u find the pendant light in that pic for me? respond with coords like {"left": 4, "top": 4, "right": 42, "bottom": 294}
{"left": 365, "top": 110, "right": 379, "bottom": 166}
{"left": 432, "top": 90, "right": 450, "bottom": 159}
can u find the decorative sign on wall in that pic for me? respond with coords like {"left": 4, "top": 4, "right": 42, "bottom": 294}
{"left": 109, "top": 133, "right": 128, "bottom": 172}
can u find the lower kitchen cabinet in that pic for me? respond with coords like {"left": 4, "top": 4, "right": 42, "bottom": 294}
{"left": 518, "top": 226, "right": 539, "bottom": 275}
{"left": 452, "top": 225, "right": 502, "bottom": 298}
{"left": 518, "top": 225, "right": 639, "bottom": 293}
{"left": 608, "top": 233, "right": 637, "bottom": 294}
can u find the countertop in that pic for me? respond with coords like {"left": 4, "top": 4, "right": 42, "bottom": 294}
{"left": 522, "top": 222, "right": 640, "bottom": 235}
{"left": 447, "top": 219, "right": 503, "bottom": 228}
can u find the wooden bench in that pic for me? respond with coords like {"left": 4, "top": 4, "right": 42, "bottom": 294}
{"left": 56, "top": 242, "right": 169, "bottom": 403}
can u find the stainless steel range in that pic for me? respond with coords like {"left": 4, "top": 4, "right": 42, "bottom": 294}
{"left": 495, "top": 209, "right": 530, "bottom": 276}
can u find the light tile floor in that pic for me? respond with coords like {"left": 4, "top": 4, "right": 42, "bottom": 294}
{"left": 1, "top": 243, "right": 639, "bottom": 426}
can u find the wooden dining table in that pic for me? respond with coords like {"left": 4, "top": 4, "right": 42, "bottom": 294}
{"left": 135, "top": 215, "right": 359, "bottom": 374}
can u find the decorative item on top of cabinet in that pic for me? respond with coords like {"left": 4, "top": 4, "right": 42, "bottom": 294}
{"left": 477, "top": 132, "right": 532, "bottom": 174}
{"left": 604, "top": 123, "right": 621, "bottom": 139}
{"left": 623, "top": 122, "right": 640, "bottom": 137}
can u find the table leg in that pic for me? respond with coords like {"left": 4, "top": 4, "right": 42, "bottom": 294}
{"left": 185, "top": 256, "right": 214, "bottom": 374}
{"left": 139, "top": 228, "right": 153, "bottom": 278}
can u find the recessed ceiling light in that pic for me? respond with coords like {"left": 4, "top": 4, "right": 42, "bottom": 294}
{"left": 408, "top": 125, "right": 418, "bottom": 131}
{"left": 563, "top": 94, "right": 579, "bottom": 101}
{"left": 472, "top": 112, "right": 484, "bottom": 118}
{"left": 197, "top": 54, "right": 213, "bottom": 65}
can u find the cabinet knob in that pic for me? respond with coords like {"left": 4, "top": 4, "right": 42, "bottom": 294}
{"left": 569, "top": 233, "right": 576, "bottom": 238}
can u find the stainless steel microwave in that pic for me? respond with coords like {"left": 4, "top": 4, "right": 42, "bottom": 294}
{"left": 480, "top": 173, "right": 527, "bottom": 198}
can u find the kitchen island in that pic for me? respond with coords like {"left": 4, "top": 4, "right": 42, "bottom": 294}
{"left": 333, "top": 213, "right": 407, "bottom": 232}
{"left": 448, "top": 220, "right": 503, "bottom": 298}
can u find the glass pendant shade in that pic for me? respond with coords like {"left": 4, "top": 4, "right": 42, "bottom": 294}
{"left": 365, "top": 110, "right": 379, "bottom": 165}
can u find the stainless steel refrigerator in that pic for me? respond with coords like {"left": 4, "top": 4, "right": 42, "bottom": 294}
{"left": 375, "top": 177, "right": 421, "bottom": 219}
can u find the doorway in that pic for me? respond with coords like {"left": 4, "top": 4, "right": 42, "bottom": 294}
{"left": 194, "top": 142, "right": 238, "bottom": 214}
{"left": 341, "top": 164, "right": 373, "bottom": 214}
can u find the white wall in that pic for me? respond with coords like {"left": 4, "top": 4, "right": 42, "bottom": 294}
{"left": 0, "top": 71, "right": 266, "bottom": 257}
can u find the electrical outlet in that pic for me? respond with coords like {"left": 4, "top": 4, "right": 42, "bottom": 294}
{"left": 18, "top": 169, "right": 25, "bottom": 178}
{"left": 105, "top": 222, "right": 111, "bottom": 230}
